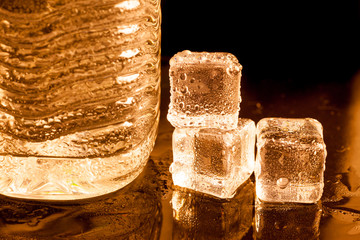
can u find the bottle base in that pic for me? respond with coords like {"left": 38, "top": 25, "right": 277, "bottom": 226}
{"left": 0, "top": 126, "right": 157, "bottom": 200}
{"left": 0, "top": 159, "right": 146, "bottom": 201}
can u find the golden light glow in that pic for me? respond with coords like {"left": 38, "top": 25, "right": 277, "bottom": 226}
{"left": 347, "top": 70, "right": 360, "bottom": 194}
{"left": 117, "top": 24, "right": 139, "bottom": 35}
{"left": 114, "top": 0, "right": 140, "bottom": 11}
{"left": 119, "top": 49, "right": 140, "bottom": 58}
{"left": 116, "top": 73, "right": 139, "bottom": 84}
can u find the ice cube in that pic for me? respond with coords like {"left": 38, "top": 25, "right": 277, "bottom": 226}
{"left": 167, "top": 50, "right": 242, "bottom": 129}
{"left": 254, "top": 201, "right": 322, "bottom": 240}
{"left": 171, "top": 179, "right": 254, "bottom": 239}
{"left": 255, "top": 118, "right": 327, "bottom": 203}
{"left": 170, "top": 118, "right": 255, "bottom": 199}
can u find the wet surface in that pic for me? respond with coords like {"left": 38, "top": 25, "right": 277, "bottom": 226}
{"left": 0, "top": 64, "right": 359, "bottom": 239}
{"left": 0, "top": 160, "right": 162, "bottom": 239}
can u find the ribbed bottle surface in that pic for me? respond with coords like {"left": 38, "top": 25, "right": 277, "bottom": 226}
{"left": 0, "top": 0, "right": 161, "bottom": 199}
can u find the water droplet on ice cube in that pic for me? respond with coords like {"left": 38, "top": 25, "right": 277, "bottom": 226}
{"left": 256, "top": 117, "right": 327, "bottom": 203}
{"left": 180, "top": 73, "right": 187, "bottom": 81}
{"left": 276, "top": 178, "right": 289, "bottom": 189}
{"left": 167, "top": 50, "right": 242, "bottom": 129}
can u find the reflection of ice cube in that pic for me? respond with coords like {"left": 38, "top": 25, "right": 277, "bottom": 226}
{"left": 254, "top": 201, "right": 322, "bottom": 240}
{"left": 167, "top": 50, "right": 242, "bottom": 129}
{"left": 255, "top": 118, "right": 327, "bottom": 203}
{"left": 170, "top": 118, "right": 255, "bottom": 199}
{"left": 172, "top": 179, "right": 254, "bottom": 240}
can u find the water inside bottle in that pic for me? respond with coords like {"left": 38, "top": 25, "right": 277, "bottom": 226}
{"left": 0, "top": 0, "right": 161, "bottom": 199}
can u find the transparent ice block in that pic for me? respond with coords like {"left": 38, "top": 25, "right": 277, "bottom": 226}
{"left": 170, "top": 118, "right": 255, "bottom": 199}
{"left": 167, "top": 50, "right": 242, "bottom": 129}
{"left": 255, "top": 118, "right": 327, "bottom": 203}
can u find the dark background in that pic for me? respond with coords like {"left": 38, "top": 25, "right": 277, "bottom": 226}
{"left": 161, "top": 1, "right": 360, "bottom": 85}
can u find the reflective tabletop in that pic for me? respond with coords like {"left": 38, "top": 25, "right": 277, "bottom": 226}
{"left": 0, "top": 63, "right": 359, "bottom": 239}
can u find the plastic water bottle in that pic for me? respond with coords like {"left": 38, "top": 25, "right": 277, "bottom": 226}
{"left": 0, "top": 0, "right": 161, "bottom": 200}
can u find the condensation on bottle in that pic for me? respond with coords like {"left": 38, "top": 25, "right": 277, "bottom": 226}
{"left": 0, "top": 0, "right": 161, "bottom": 200}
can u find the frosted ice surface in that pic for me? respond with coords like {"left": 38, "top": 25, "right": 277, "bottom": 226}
{"left": 255, "top": 118, "right": 327, "bottom": 203}
{"left": 167, "top": 50, "right": 242, "bottom": 129}
{"left": 170, "top": 118, "right": 255, "bottom": 199}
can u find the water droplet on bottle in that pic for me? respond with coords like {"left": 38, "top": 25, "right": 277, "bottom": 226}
{"left": 277, "top": 178, "right": 289, "bottom": 189}
{"left": 0, "top": 20, "right": 10, "bottom": 29}
{"left": 169, "top": 164, "right": 174, "bottom": 173}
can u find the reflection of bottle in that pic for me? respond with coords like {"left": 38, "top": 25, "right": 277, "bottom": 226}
{"left": 0, "top": 161, "right": 162, "bottom": 239}
{"left": 171, "top": 179, "right": 254, "bottom": 240}
{"left": 254, "top": 201, "right": 322, "bottom": 240}
{"left": 0, "top": 0, "right": 161, "bottom": 199}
